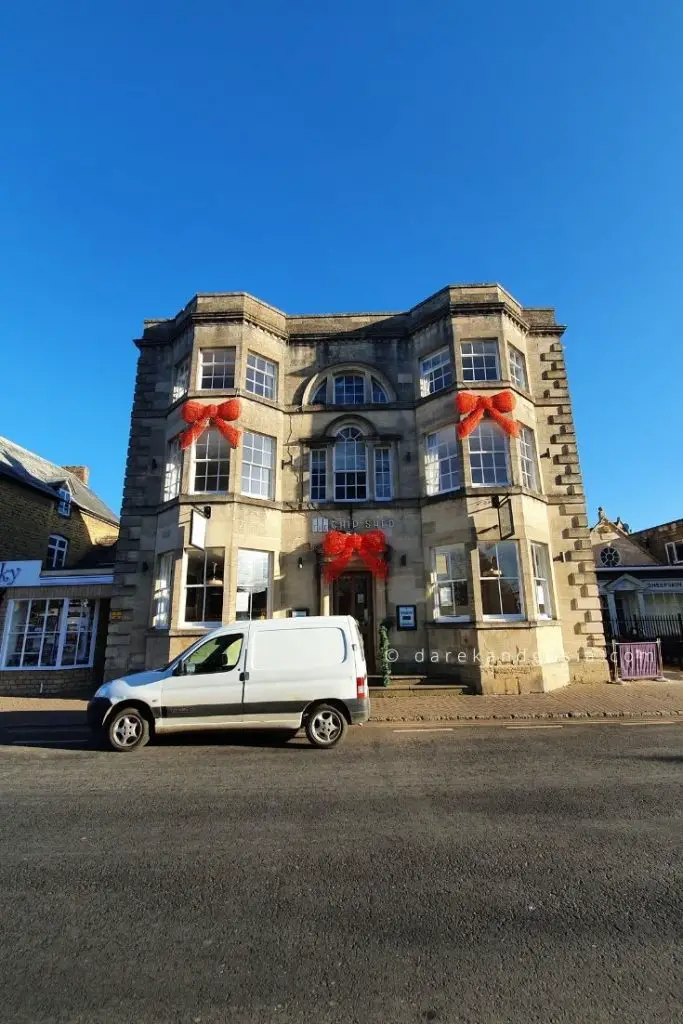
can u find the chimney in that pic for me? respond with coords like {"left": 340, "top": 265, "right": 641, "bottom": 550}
{"left": 63, "top": 465, "right": 90, "bottom": 486}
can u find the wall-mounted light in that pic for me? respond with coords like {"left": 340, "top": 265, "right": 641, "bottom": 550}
{"left": 151, "top": 458, "right": 158, "bottom": 470}
{"left": 553, "top": 551, "right": 565, "bottom": 563}
{"left": 298, "top": 556, "right": 304, "bottom": 570}
{"left": 400, "top": 554, "right": 407, "bottom": 567}
{"left": 206, "top": 562, "right": 224, "bottom": 586}
{"left": 203, "top": 506, "right": 212, "bottom": 519}
{"left": 404, "top": 451, "right": 412, "bottom": 462}
{"left": 141, "top": 561, "right": 149, "bottom": 573}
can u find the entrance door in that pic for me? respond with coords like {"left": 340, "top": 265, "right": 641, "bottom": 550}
{"left": 332, "top": 571, "right": 375, "bottom": 672}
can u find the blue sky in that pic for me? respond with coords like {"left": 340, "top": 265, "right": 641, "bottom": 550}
{"left": 1, "top": 0, "right": 680, "bottom": 529}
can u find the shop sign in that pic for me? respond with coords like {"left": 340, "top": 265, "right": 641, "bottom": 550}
{"left": 312, "top": 516, "right": 395, "bottom": 534}
{"left": 647, "top": 581, "right": 683, "bottom": 592}
{"left": 0, "top": 561, "right": 42, "bottom": 587}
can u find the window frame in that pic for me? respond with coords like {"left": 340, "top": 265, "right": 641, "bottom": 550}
{"left": 461, "top": 340, "right": 500, "bottom": 382}
{"left": 191, "top": 427, "right": 231, "bottom": 494}
{"left": 508, "top": 345, "right": 528, "bottom": 391}
{"left": 162, "top": 436, "right": 183, "bottom": 501}
{"left": 46, "top": 534, "right": 69, "bottom": 570}
{"left": 172, "top": 353, "right": 191, "bottom": 403}
{"left": 478, "top": 541, "right": 525, "bottom": 620}
{"left": 425, "top": 425, "right": 461, "bottom": 496}
{"left": 245, "top": 352, "right": 278, "bottom": 401}
{"left": 432, "top": 545, "right": 471, "bottom": 622}
{"left": 240, "top": 431, "right": 276, "bottom": 500}
{"left": 468, "top": 421, "right": 510, "bottom": 487}
{"left": 373, "top": 446, "right": 392, "bottom": 501}
{"left": 333, "top": 427, "right": 368, "bottom": 502}
{"left": 309, "top": 448, "right": 328, "bottom": 502}
{"left": 600, "top": 545, "right": 621, "bottom": 567}
{"left": 519, "top": 425, "right": 539, "bottom": 491}
{"left": 665, "top": 541, "right": 683, "bottom": 565}
{"left": 236, "top": 549, "right": 273, "bottom": 621}
{"left": 57, "top": 485, "right": 72, "bottom": 517}
{"left": 181, "top": 548, "right": 225, "bottom": 628}
{"left": 530, "top": 542, "right": 553, "bottom": 620}
{"left": 310, "top": 370, "right": 391, "bottom": 406}
{"left": 1, "top": 598, "right": 99, "bottom": 670}
{"left": 152, "top": 552, "right": 174, "bottom": 629}
{"left": 198, "top": 347, "right": 236, "bottom": 391}
{"left": 333, "top": 373, "right": 366, "bottom": 406}
{"left": 419, "top": 348, "right": 454, "bottom": 397}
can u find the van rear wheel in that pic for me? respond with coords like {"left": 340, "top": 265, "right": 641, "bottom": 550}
{"left": 305, "top": 704, "right": 347, "bottom": 749}
{"left": 105, "top": 706, "right": 150, "bottom": 752}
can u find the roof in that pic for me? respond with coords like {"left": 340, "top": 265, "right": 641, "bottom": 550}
{"left": 0, "top": 436, "right": 119, "bottom": 525}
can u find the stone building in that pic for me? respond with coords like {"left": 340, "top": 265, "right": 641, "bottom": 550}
{"left": 591, "top": 508, "right": 683, "bottom": 640}
{"left": 0, "top": 436, "right": 119, "bottom": 695}
{"left": 105, "top": 284, "right": 608, "bottom": 694}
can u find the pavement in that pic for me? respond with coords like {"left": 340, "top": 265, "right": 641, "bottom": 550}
{"left": 1, "top": 723, "right": 682, "bottom": 1023}
{"left": 2, "top": 678, "right": 683, "bottom": 737}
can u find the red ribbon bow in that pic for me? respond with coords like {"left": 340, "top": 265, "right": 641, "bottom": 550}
{"left": 179, "top": 399, "right": 241, "bottom": 450}
{"left": 455, "top": 390, "right": 519, "bottom": 439}
{"left": 322, "top": 530, "right": 389, "bottom": 582}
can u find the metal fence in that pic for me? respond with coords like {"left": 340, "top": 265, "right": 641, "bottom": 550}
{"left": 603, "top": 614, "right": 683, "bottom": 667}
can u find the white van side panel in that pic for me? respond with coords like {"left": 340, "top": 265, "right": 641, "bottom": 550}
{"left": 243, "top": 621, "right": 356, "bottom": 724}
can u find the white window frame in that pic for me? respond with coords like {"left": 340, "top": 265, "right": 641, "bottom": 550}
{"left": 333, "top": 373, "right": 366, "bottom": 405}
{"left": 371, "top": 377, "right": 389, "bottom": 403}
{"left": 432, "top": 545, "right": 471, "bottom": 622}
{"left": 152, "top": 552, "right": 174, "bottom": 629}
{"left": 46, "top": 534, "right": 69, "bottom": 569}
{"left": 245, "top": 352, "right": 278, "bottom": 400}
{"left": 181, "top": 548, "right": 225, "bottom": 628}
{"left": 530, "top": 542, "right": 553, "bottom": 620}
{"left": 419, "top": 348, "right": 453, "bottom": 397}
{"left": 198, "top": 348, "right": 236, "bottom": 390}
{"left": 333, "top": 427, "right": 368, "bottom": 502}
{"left": 172, "top": 354, "right": 191, "bottom": 402}
{"left": 519, "top": 425, "right": 539, "bottom": 491}
{"left": 236, "top": 549, "right": 273, "bottom": 621}
{"left": 665, "top": 541, "right": 683, "bottom": 565}
{"left": 478, "top": 542, "right": 524, "bottom": 620}
{"left": 57, "top": 485, "right": 72, "bottom": 517}
{"left": 461, "top": 340, "right": 500, "bottom": 382}
{"left": 162, "top": 436, "right": 182, "bottom": 501}
{"left": 1, "top": 598, "right": 99, "bottom": 670}
{"left": 508, "top": 345, "right": 528, "bottom": 390}
{"left": 309, "top": 370, "right": 391, "bottom": 406}
{"left": 373, "top": 446, "right": 392, "bottom": 501}
{"left": 468, "top": 422, "right": 510, "bottom": 486}
{"left": 425, "top": 426, "right": 461, "bottom": 496}
{"left": 191, "top": 428, "right": 230, "bottom": 494}
{"left": 241, "top": 431, "right": 276, "bottom": 500}
{"left": 309, "top": 448, "right": 327, "bottom": 502}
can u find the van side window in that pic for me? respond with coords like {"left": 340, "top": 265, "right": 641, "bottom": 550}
{"left": 184, "top": 634, "right": 243, "bottom": 676}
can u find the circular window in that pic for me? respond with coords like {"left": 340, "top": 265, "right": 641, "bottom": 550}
{"left": 600, "top": 545, "right": 621, "bottom": 567}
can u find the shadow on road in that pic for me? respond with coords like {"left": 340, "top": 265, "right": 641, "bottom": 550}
{"left": 0, "top": 710, "right": 315, "bottom": 752}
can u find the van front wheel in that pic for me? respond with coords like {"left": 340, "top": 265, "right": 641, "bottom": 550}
{"left": 105, "top": 706, "right": 150, "bottom": 752}
{"left": 305, "top": 704, "right": 347, "bottom": 749}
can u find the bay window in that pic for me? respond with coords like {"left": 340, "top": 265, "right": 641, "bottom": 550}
{"left": 199, "top": 348, "right": 236, "bottom": 390}
{"left": 172, "top": 354, "right": 190, "bottom": 402}
{"left": 152, "top": 552, "right": 174, "bottom": 629}
{"left": 509, "top": 345, "right": 528, "bottom": 390}
{"left": 478, "top": 542, "right": 523, "bottom": 618}
{"left": 374, "top": 447, "right": 392, "bottom": 500}
{"left": 236, "top": 549, "right": 272, "bottom": 620}
{"left": 192, "top": 428, "right": 230, "bottom": 493}
{"left": 184, "top": 548, "right": 225, "bottom": 625}
{"left": 461, "top": 340, "right": 500, "bottom": 382}
{"left": 3, "top": 598, "right": 98, "bottom": 669}
{"left": 163, "top": 436, "right": 182, "bottom": 501}
{"left": 246, "top": 353, "right": 277, "bottom": 400}
{"left": 468, "top": 422, "right": 509, "bottom": 486}
{"left": 310, "top": 449, "right": 327, "bottom": 501}
{"left": 425, "top": 426, "right": 461, "bottom": 495}
{"left": 519, "top": 425, "right": 539, "bottom": 491}
{"left": 433, "top": 545, "right": 470, "bottom": 621}
{"left": 530, "top": 542, "right": 553, "bottom": 619}
{"left": 419, "top": 348, "right": 453, "bottom": 396}
{"left": 241, "top": 431, "right": 275, "bottom": 499}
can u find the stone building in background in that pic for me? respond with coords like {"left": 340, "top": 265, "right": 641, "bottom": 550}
{"left": 0, "top": 437, "right": 119, "bottom": 695}
{"left": 105, "top": 284, "right": 608, "bottom": 694}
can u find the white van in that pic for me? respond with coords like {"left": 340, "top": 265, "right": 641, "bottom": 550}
{"left": 88, "top": 615, "right": 369, "bottom": 751}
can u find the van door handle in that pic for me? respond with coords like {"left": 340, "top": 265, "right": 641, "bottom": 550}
{"left": 239, "top": 671, "right": 249, "bottom": 682}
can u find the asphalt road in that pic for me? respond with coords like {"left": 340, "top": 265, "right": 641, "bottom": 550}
{"left": 0, "top": 723, "right": 682, "bottom": 1024}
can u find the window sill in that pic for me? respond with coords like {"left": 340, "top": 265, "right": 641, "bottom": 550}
{"left": 0, "top": 663, "right": 94, "bottom": 672}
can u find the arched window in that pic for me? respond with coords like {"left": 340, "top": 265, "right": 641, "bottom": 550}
{"left": 468, "top": 422, "right": 509, "bottom": 486}
{"left": 47, "top": 534, "right": 69, "bottom": 569}
{"left": 308, "top": 369, "right": 392, "bottom": 406}
{"left": 334, "top": 427, "right": 367, "bottom": 501}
